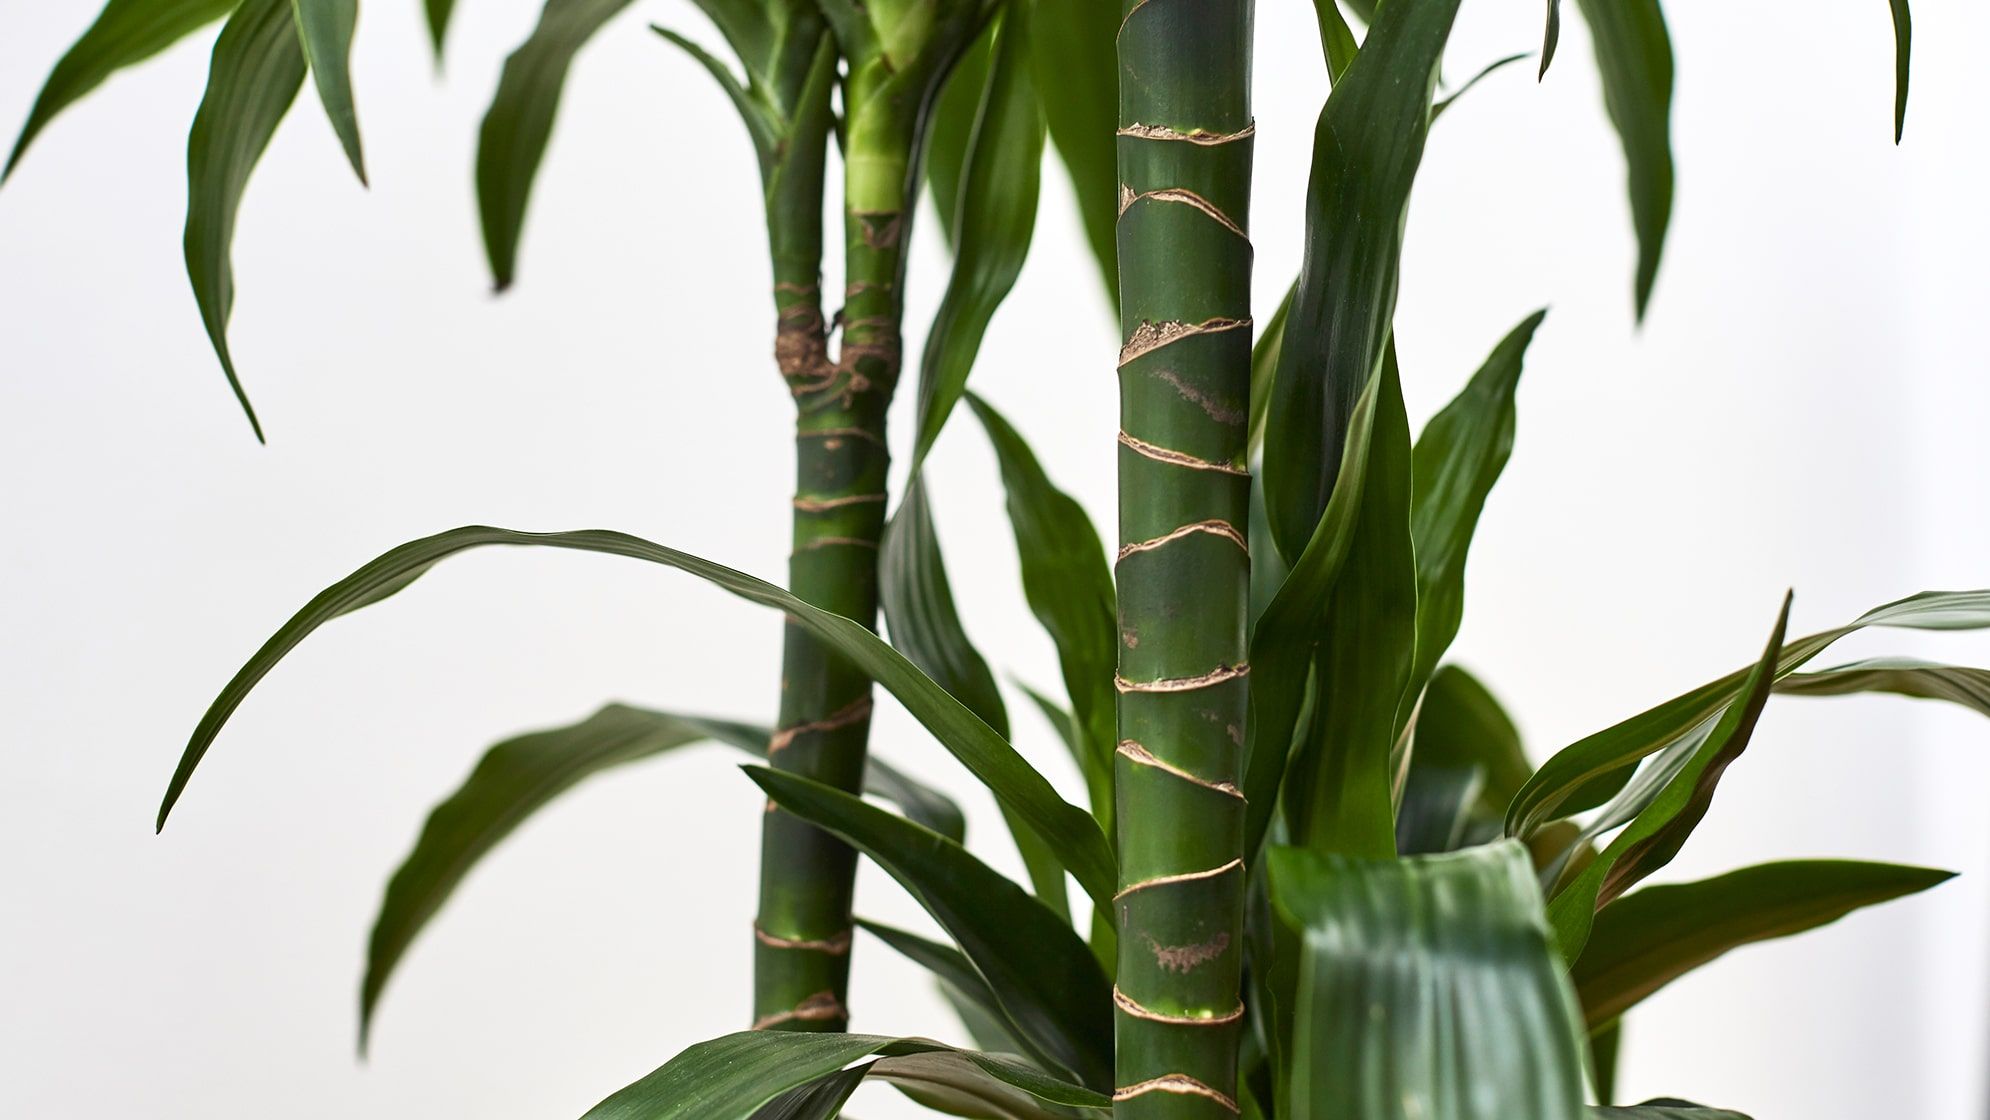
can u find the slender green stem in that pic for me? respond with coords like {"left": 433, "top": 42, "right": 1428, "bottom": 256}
{"left": 752, "top": 56, "right": 915, "bottom": 1037}
{"left": 1113, "top": 1, "right": 1254, "bottom": 1115}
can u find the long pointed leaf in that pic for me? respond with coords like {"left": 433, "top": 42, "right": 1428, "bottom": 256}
{"left": 1888, "top": 0, "right": 1911, "bottom": 142}
{"left": 1774, "top": 656, "right": 1990, "bottom": 717}
{"left": 4, "top": 0, "right": 239, "bottom": 182}
{"left": 581, "top": 1031, "right": 1107, "bottom": 1120}
{"left": 1024, "top": 0, "right": 1116, "bottom": 302}
{"left": 1268, "top": 841, "right": 1587, "bottom": 1120}
{"left": 357, "top": 704, "right": 963, "bottom": 1043}
{"left": 161, "top": 525, "right": 1116, "bottom": 908}
{"left": 856, "top": 917, "right": 1066, "bottom": 1075}
{"left": 183, "top": 0, "right": 311, "bottom": 443}
{"left": 1260, "top": 0, "right": 1461, "bottom": 559}
{"left": 1572, "top": 859, "right": 1953, "bottom": 1029}
{"left": 1572, "top": 0, "right": 1673, "bottom": 318}
{"left": 746, "top": 767, "right": 1114, "bottom": 1091}
{"left": 476, "top": 0, "right": 638, "bottom": 290}
{"left": 291, "top": 0, "right": 366, "bottom": 182}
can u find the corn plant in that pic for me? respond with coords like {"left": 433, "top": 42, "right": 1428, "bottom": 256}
{"left": 7, "top": 0, "right": 1961, "bottom": 1118}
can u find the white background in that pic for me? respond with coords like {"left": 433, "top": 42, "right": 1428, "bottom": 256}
{"left": 3, "top": 1, "right": 1986, "bottom": 1117}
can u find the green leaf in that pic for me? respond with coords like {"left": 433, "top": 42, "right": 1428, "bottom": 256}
{"left": 909, "top": 8, "right": 1045, "bottom": 468}
{"left": 856, "top": 917, "right": 1066, "bottom": 1075}
{"left": 750, "top": 1063, "right": 871, "bottom": 1120}
{"left": 1247, "top": 282, "right": 1295, "bottom": 460}
{"left": 1590, "top": 1019, "right": 1622, "bottom": 1104}
{"left": 924, "top": 22, "right": 991, "bottom": 246}
{"left": 160, "top": 525, "right": 1116, "bottom": 908}
{"left": 1572, "top": 859, "right": 1953, "bottom": 1029}
{"left": 745, "top": 767, "right": 1114, "bottom": 1091}
{"left": 1433, "top": 52, "right": 1532, "bottom": 120}
{"left": 1539, "top": 0, "right": 1562, "bottom": 79}
{"left": 1590, "top": 1103, "right": 1750, "bottom": 1119}
{"left": 1243, "top": 367, "right": 1381, "bottom": 862}
{"left": 423, "top": 0, "right": 456, "bottom": 59}
{"left": 1414, "top": 664, "right": 1532, "bottom": 817}
{"left": 1282, "top": 348, "right": 1417, "bottom": 858}
{"left": 581, "top": 1031, "right": 1108, "bottom": 1120}
{"left": 1407, "top": 310, "right": 1546, "bottom": 696}
{"left": 881, "top": 481, "right": 1009, "bottom": 739}
{"left": 1545, "top": 595, "right": 1792, "bottom": 960}
{"left": 1571, "top": 0, "right": 1673, "bottom": 319}
{"left": 1268, "top": 841, "right": 1587, "bottom": 1120}
{"left": 357, "top": 704, "right": 963, "bottom": 1044}
{"left": 1888, "top": 0, "right": 1911, "bottom": 142}
{"left": 651, "top": 25, "right": 780, "bottom": 164}
{"left": 967, "top": 394, "right": 1118, "bottom": 823}
{"left": 1393, "top": 765, "right": 1485, "bottom": 855}
{"left": 291, "top": 0, "right": 366, "bottom": 183}
{"left": 476, "top": 0, "right": 638, "bottom": 290}
{"left": 4, "top": 0, "right": 239, "bottom": 182}
{"left": 1775, "top": 656, "right": 1990, "bottom": 717}
{"left": 184, "top": 0, "right": 312, "bottom": 444}
{"left": 1311, "top": 0, "right": 1359, "bottom": 81}
{"left": 1025, "top": 0, "right": 1117, "bottom": 302}
{"left": 1507, "top": 589, "right": 1990, "bottom": 839}
{"left": 1261, "top": 0, "right": 1462, "bottom": 560}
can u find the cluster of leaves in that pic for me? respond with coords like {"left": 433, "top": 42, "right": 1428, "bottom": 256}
{"left": 7, "top": 0, "right": 1945, "bottom": 1119}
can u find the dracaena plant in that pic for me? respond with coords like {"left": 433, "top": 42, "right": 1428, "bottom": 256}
{"left": 6, "top": 0, "right": 1956, "bottom": 1118}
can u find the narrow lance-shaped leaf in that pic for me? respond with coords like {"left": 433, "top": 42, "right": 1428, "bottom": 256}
{"left": 1506, "top": 589, "right": 1990, "bottom": 838}
{"left": 159, "top": 525, "right": 1117, "bottom": 909}
{"left": 581, "top": 1030, "right": 1108, "bottom": 1120}
{"left": 1026, "top": 0, "right": 1118, "bottom": 302}
{"left": 291, "top": 0, "right": 366, "bottom": 183}
{"left": 1572, "top": 859, "right": 1954, "bottom": 1029}
{"left": 1410, "top": 664, "right": 1532, "bottom": 831}
{"left": 908, "top": 6, "right": 1045, "bottom": 467}
{"left": 423, "top": 0, "right": 456, "bottom": 59}
{"left": 477, "top": 0, "right": 638, "bottom": 290}
{"left": 1433, "top": 52, "right": 1532, "bottom": 120}
{"left": 1406, "top": 310, "right": 1546, "bottom": 697}
{"left": 1775, "top": 656, "right": 1990, "bottom": 718}
{"left": 747, "top": 767, "right": 1114, "bottom": 1091}
{"left": 1572, "top": 0, "right": 1674, "bottom": 319}
{"left": 4, "top": 0, "right": 239, "bottom": 182}
{"left": 1888, "top": 0, "right": 1911, "bottom": 143}
{"left": 183, "top": 0, "right": 312, "bottom": 443}
{"left": 1261, "top": 0, "right": 1463, "bottom": 560}
{"left": 1268, "top": 841, "right": 1587, "bottom": 1120}
{"left": 1310, "top": 0, "right": 1358, "bottom": 81}
{"left": 1546, "top": 594, "right": 1792, "bottom": 960}
{"left": 968, "top": 393, "right": 1118, "bottom": 824}
{"left": 1539, "top": 0, "right": 1562, "bottom": 79}
{"left": 1283, "top": 347, "right": 1417, "bottom": 859}
{"left": 924, "top": 24, "right": 992, "bottom": 246}
{"left": 357, "top": 704, "right": 965, "bottom": 1044}
{"left": 856, "top": 917, "right": 1067, "bottom": 1075}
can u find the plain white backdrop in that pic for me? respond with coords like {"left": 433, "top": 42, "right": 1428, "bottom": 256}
{"left": 3, "top": 1, "right": 1986, "bottom": 1117}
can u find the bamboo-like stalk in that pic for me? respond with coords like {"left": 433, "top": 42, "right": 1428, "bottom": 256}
{"left": 752, "top": 2, "right": 983, "bottom": 1031}
{"left": 1112, "top": 1, "right": 1254, "bottom": 1115}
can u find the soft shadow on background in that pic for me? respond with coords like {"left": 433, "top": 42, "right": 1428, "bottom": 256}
{"left": 2, "top": 1, "right": 1985, "bottom": 1117}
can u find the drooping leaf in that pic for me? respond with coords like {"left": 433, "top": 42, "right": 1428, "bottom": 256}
{"left": 1407, "top": 311, "right": 1545, "bottom": 696}
{"left": 1261, "top": 0, "right": 1462, "bottom": 560}
{"left": 924, "top": 22, "right": 991, "bottom": 245}
{"left": 291, "top": 0, "right": 366, "bottom": 182}
{"left": 856, "top": 917, "right": 1068, "bottom": 1076}
{"left": 423, "top": 0, "right": 456, "bottom": 59}
{"left": 476, "top": 0, "right": 638, "bottom": 290}
{"left": 1571, "top": 0, "right": 1673, "bottom": 319}
{"left": 1888, "top": 0, "right": 1911, "bottom": 142}
{"left": 1243, "top": 369, "right": 1381, "bottom": 862}
{"left": 748, "top": 1063, "right": 872, "bottom": 1120}
{"left": 1025, "top": 0, "right": 1116, "bottom": 302}
{"left": 909, "top": 8, "right": 1045, "bottom": 467}
{"left": 1507, "top": 589, "right": 1990, "bottom": 838}
{"left": 4, "top": 0, "right": 239, "bottom": 182}
{"left": 581, "top": 1031, "right": 1107, "bottom": 1120}
{"left": 183, "top": 0, "right": 311, "bottom": 443}
{"left": 1545, "top": 595, "right": 1791, "bottom": 960}
{"left": 1268, "top": 841, "right": 1587, "bottom": 1120}
{"left": 1283, "top": 348, "right": 1417, "bottom": 859}
{"left": 881, "top": 481, "right": 1009, "bottom": 739}
{"left": 357, "top": 703, "right": 964, "bottom": 1043}
{"left": 1774, "top": 656, "right": 1990, "bottom": 717}
{"left": 1572, "top": 859, "right": 1953, "bottom": 1029}
{"left": 967, "top": 394, "right": 1117, "bottom": 822}
{"left": 746, "top": 768, "right": 1114, "bottom": 1091}
{"left": 161, "top": 525, "right": 1116, "bottom": 908}
{"left": 651, "top": 25, "right": 780, "bottom": 163}
{"left": 1590, "top": 1019, "right": 1622, "bottom": 1104}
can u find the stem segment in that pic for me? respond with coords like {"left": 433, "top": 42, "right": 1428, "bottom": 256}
{"left": 1113, "top": 1, "right": 1254, "bottom": 1115}
{"left": 753, "top": 44, "right": 916, "bottom": 1035}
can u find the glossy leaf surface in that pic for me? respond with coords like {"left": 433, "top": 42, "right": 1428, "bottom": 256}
{"left": 161, "top": 525, "right": 1115, "bottom": 907}
{"left": 1268, "top": 841, "right": 1586, "bottom": 1120}
{"left": 291, "top": 0, "right": 366, "bottom": 182}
